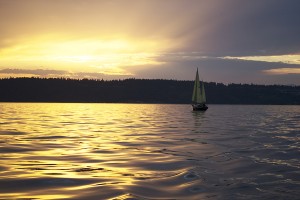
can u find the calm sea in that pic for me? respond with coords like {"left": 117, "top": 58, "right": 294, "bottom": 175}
{"left": 0, "top": 103, "right": 299, "bottom": 200}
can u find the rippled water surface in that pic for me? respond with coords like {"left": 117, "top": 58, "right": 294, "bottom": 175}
{"left": 0, "top": 103, "right": 299, "bottom": 199}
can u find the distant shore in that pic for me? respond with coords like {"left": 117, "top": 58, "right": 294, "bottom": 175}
{"left": 1, "top": 77, "right": 300, "bottom": 105}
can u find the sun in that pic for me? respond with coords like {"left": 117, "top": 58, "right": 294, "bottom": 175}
{"left": 0, "top": 35, "right": 166, "bottom": 76}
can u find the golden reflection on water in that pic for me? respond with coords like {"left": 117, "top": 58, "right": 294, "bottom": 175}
{"left": 1, "top": 103, "right": 195, "bottom": 199}
{"left": 1, "top": 103, "right": 300, "bottom": 199}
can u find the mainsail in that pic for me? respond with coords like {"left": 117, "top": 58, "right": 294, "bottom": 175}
{"left": 192, "top": 68, "right": 206, "bottom": 104}
{"left": 192, "top": 68, "right": 201, "bottom": 103}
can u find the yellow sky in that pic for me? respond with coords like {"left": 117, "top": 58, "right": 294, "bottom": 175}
{"left": 0, "top": 0, "right": 300, "bottom": 84}
{"left": 0, "top": 34, "right": 168, "bottom": 75}
{"left": 0, "top": 0, "right": 190, "bottom": 77}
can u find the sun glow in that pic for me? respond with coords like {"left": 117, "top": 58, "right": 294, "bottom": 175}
{"left": 0, "top": 35, "right": 165, "bottom": 76}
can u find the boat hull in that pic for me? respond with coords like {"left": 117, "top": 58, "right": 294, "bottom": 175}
{"left": 192, "top": 104, "right": 208, "bottom": 111}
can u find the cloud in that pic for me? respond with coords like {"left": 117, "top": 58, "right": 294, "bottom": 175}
{"left": 0, "top": 68, "right": 68, "bottom": 76}
{"left": 1, "top": 0, "right": 300, "bottom": 85}
{"left": 1, "top": 0, "right": 299, "bottom": 57}
{"left": 221, "top": 54, "right": 300, "bottom": 65}
{"left": 128, "top": 55, "right": 300, "bottom": 85}
{"left": 178, "top": 0, "right": 300, "bottom": 56}
{"left": 0, "top": 68, "right": 133, "bottom": 80}
{"left": 263, "top": 68, "right": 300, "bottom": 75}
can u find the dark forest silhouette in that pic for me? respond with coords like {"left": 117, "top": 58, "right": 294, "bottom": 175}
{"left": 0, "top": 77, "right": 300, "bottom": 104}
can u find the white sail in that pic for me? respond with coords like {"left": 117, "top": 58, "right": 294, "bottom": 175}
{"left": 192, "top": 68, "right": 202, "bottom": 103}
{"left": 192, "top": 68, "right": 208, "bottom": 111}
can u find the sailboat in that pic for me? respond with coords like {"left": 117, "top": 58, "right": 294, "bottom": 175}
{"left": 192, "top": 68, "right": 208, "bottom": 111}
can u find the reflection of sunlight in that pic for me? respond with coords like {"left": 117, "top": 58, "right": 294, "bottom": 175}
{"left": 20, "top": 194, "right": 71, "bottom": 200}
{"left": 1, "top": 103, "right": 195, "bottom": 199}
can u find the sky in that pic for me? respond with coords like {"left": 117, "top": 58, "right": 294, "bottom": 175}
{"left": 0, "top": 0, "right": 300, "bottom": 85}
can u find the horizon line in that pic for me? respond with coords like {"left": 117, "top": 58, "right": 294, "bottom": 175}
{"left": 0, "top": 76, "right": 299, "bottom": 87}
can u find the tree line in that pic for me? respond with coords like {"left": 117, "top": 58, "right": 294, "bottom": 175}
{"left": 0, "top": 77, "right": 299, "bottom": 104}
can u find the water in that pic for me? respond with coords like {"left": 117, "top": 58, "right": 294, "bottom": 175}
{"left": 0, "top": 103, "right": 299, "bottom": 200}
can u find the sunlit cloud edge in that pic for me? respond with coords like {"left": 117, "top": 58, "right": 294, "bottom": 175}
{"left": 262, "top": 68, "right": 300, "bottom": 75}
{"left": 221, "top": 54, "right": 300, "bottom": 65}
